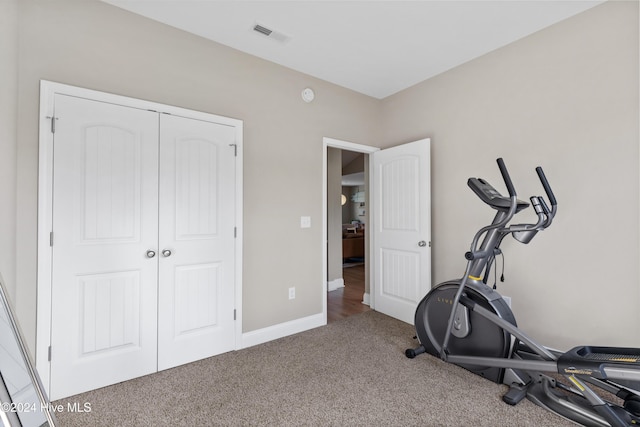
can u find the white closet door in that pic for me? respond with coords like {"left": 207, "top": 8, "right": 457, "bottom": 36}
{"left": 157, "top": 114, "right": 237, "bottom": 370}
{"left": 50, "top": 95, "right": 159, "bottom": 400}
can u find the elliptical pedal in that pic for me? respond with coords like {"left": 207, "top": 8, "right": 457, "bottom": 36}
{"left": 502, "top": 383, "right": 529, "bottom": 405}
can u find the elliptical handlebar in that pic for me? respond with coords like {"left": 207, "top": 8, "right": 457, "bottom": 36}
{"left": 466, "top": 159, "right": 558, "bottom": 259}
{"left": 495, "top": 159, "right": 557, "bottom": 233}
{"left": 464, "top": 159, "right": 520, "bottom": 261}
{"left": 497, "top": 158, "right": 517, "bottom": 198}
{"left": 535, "top": 166, "right": 557, "bottom": 207}
{"left": 534, "top": 166, "right": 557, "bottom": 228}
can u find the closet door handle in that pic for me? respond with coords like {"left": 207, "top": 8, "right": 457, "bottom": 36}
{"left": 146, "top": 250, "right": 156, "bottom": 258}
{"left": 162, "top": 249, "right": 172, "bottom": 257}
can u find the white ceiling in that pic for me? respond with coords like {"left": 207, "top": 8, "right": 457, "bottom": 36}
{"left": 102, "top": 0, "right": 604, "bottom": 99}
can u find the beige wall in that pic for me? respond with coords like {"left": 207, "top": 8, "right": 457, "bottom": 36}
{"left": 0, "top": 0, "right": 18, "bottom": 300}
{"left": 7, "top": 0, "right": 639, "bottom": 353}
{"left": 382, "top": 0, "right": 640, "bottom": 350}
{"left": 343, "top": 153, "right": 366, "bottom": 176}
{"left": 14, "top": 0, "right": 382, "bottom": 347}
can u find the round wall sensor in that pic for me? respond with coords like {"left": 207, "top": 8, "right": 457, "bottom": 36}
{"left": 301, "top": 88, "right": 315, "bottom": 103}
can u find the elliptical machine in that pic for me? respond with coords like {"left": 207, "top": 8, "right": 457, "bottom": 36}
{"left": 406, "top": 158, "right": 640, "bottom": 427}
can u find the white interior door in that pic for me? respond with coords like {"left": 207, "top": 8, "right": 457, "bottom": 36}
{"left": 372, "top": 138, "right": 431, "bottom": 324}
{"left": 50, "top": 95, "right": 160, "bottom": 400}
{"left": 157, "top": 114, "right": 237, "bottom": 370}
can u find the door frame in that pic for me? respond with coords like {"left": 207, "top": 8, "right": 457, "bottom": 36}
{"left": 36, "top": 80, "right": 244, "bottom": 392}
{"left": 322, "top": 137, "right": 379, "bottom": 320}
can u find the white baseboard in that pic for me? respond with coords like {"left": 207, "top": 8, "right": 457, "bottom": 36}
{"left": 241, "top": 312, "right": 325, "bottom": 349}
{"left": 362, "top": 292, "right": 370, "bottom": 306}
{"left": 327, "top": 278, "right": 344, "bottom": 292}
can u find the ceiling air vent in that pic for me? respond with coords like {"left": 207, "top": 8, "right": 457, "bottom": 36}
{"left": 253, "top": 24, "right": 272, "bottom": 37}
{"left": 252, "top": 23, "right": 291, "bottom": 44}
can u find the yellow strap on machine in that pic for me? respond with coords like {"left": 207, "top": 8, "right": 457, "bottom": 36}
{"left": 468, "top": 275, "right": 482, "bottom": 281}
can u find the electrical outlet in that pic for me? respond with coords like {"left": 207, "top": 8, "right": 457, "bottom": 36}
{"left": 288, "top": 287, "right": 295, "bottom": 300}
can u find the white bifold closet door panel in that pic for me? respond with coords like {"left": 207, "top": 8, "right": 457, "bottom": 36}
{"left": 49, "top": 95, "right": 237, "bottom": 400}
{"left": 50, "top": 95, "right": 160, "bottom": 400}
{"left": 157, "top": 114, "right": 236, "bottom": 370}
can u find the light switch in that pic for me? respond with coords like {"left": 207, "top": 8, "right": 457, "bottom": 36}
{"left": 300, "top": 216, "right": 311, "bottom": 228}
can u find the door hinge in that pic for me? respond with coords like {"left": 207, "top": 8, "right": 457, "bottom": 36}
{"left": 233, "top": 309, "right": 236, "bottom": 321}
{"left": 229, "top": 143, "right": 238, "bottom": 157}
{"left": 234, "top": 227, "right": 237, "bottom": 238}
{"left": 48, "top": 346, "right": 52, "bottom": 361}
{"left": 46, "top": 116, "right": 58, "bottom": 134}
{"left": 49, "top": 232, "right": 53, "bottom": 247}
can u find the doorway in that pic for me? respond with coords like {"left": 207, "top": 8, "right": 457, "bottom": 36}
{"left": 328, "top": 149, "right": 370, "bottom": 322}
{"left": 323, "top": 138, "right": 378, "bottom": 323}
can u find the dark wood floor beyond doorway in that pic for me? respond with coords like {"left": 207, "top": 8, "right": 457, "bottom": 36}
{"left": 327, "top": 264, "right": 370, "bottom": 323}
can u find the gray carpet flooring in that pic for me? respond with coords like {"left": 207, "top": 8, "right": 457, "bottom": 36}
{"left": 54, "top": 311, "right": 575, "bottom": 426}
